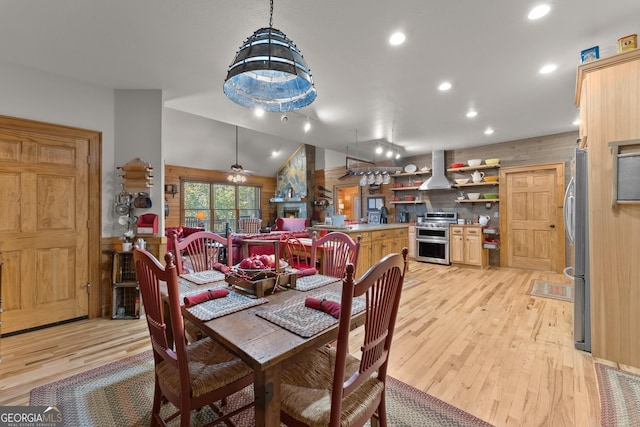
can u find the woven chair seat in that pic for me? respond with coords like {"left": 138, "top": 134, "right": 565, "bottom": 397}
{"left": 280, "top": 346, "right": 384, "bottom": 426}
{"left": 156, "top": 336, "right": 252, "bottom": 398}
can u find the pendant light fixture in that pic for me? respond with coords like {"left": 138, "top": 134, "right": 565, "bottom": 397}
{"left": 223, "top": 0, "right": 317, "bottom": 112}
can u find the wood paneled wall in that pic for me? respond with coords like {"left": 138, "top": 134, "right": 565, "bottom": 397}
{"left": 164, "top": 164, "right": 277, "bottom": 228}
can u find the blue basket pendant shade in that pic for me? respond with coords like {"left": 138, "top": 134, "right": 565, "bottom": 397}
{"left": 223, "top": 27, "right": 316, "bottom": 112}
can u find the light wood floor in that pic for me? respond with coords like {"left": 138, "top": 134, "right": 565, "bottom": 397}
{"left": 1, "top": 262, "right": 637, "bottom": 426}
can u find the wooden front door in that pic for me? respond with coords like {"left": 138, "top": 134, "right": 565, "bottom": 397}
{"left": 0, "top": 116, "right": 101, "bottom": 334}
{"left": 499, "top": 163, "right": 565, "bottom": 272}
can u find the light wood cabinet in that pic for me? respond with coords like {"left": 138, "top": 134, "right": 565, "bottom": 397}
{"left": 408, "top": 226, "right": 416, "bottom": 259}
{"left": 576, "top": 49, "right": 640, "bottom": 367}
{"left": 449, "top": 225, "right": 488, "bottom": 268}
{"left": 310, "top": 225, "right": 408, "bottom": 278}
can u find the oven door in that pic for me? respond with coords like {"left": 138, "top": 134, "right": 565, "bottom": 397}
{"left": 416, "top": 238, "right": 450, "bottom": 265}
{"left": 416, "top": 227, "right": 447, "bottom": 240}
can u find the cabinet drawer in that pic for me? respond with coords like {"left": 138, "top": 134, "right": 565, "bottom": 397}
{"left": 393, "top": 228, "right": 408, "bottom": 238}
{"left": 352, "top": 231, "right": 370, "bottom": 243}
{"left": 466, "top": 227, "right": 482, "bottom": 235}
{"left": 450, "top": 226, "right": 464, "bottom": 234}
{"left": 371, "top": 230, "right": 389, "bottom": 240}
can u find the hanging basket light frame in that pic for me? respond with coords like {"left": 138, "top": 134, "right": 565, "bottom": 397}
{"left": 223, "top": 26, "right": 316, "bottom": 112}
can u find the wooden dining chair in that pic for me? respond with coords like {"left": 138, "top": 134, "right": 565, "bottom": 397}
{"left": 238, "top": 218, "right": 262, "bottom": 234}
{"left": 171, "top": 230, "right": 233, "bottom": 274}
{"left": 310, "top": 231, "right": 361, "bottom": 278}
{"left": 279, "top": 248, "right": 409, "bottom": 427}
{"left": 280, "top": 234, "right": 314, "bottom": 270}
{"left": 133, "top": 248, "right": 253, "bottom": 427}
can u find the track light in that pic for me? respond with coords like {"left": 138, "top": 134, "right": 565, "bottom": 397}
{"left": 375, "top": 145, "right": 383, "bottom": 155}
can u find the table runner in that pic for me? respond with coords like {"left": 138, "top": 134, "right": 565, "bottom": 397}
{"left": 184, "top": 284, "right": 267, "bottom": 321}
{"left": 255, "top": 290, "right": 365, "bottom": 338}
{"left": 180, "top": 270, "right": 226, "bottom": 285}
{"left": 293, "top": 274, "right": 340, "bottom": 291}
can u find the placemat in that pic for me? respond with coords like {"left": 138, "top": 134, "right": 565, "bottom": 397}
{"left": 180, "top": 270, "right": 226, "bottom": 285}
{"left": 293, "top": 274, "right": 340, "bottom": 291}
{"left": 184, "top": 284, "right": 267, "bottom": 321}
{"left": 255, "top": 290, "right": 365, "bottom": 338}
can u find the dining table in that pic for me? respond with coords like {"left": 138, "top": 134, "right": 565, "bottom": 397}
{"left": 180, "top": 277, "right": 365, "bottom": 427}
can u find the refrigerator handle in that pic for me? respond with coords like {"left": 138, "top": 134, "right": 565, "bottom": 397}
{"left": 563, "top": 266, "right": 575, "bottom": 281}
{"left": 563, "top": 177, "right": 575, "bottom": 244}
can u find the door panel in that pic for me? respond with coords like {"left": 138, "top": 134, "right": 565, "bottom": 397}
{"left": 501, "top": 164, "right": 564, "bottom": 272}
{"left": 0, "top": 128, "right": 90, "bottom": 333}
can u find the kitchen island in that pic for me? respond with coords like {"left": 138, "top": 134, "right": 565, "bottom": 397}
{"left": 308, "top": 223, "right": 409, "bottom": 277}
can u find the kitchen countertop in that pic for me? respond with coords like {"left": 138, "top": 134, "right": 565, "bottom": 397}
{"left": 308, "top": 223, "right": 409, "bottom": 232}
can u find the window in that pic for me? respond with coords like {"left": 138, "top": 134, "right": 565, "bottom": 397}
{"left": 182, "top": 180, "right": 261, "bottom": 233}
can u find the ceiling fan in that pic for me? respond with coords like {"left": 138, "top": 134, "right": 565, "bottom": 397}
{"left": 227, "top": 126, "right": 257, "bottom": 179}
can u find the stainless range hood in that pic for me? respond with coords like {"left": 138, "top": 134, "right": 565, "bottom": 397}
{"left": 418, "top": 150, "right": 452, "bottom": 190}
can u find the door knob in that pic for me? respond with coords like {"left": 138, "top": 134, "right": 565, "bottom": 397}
{"left": 549, "top": 224, "right": 555, "bottom": 228}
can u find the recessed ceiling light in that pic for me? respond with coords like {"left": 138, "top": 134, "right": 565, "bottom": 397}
{"left": 484, "top": 128, "right": 494, "bottom": 135}
{"left": 539, "top": 64, "right": 557, "bottom": 74}
{"left": 528, "top": 4, "right": 551, "bottom": 20}
{"left": 438, "top": 82, "right": 452, "bottom": 91}
{"left": 573, "top": 119, "right": 581, "bottom": 126}
{"left": 253, "top": 107, "right": 265, "bottom": 117}
{"left": 389, "top": 32, "right": 406, "bottom": 45}
{"left": 271, "top": 150, "right": 280, "bottom": 157}
{"left": 466, "top": 110, "right": 478, "bottom": 118}
{"left": 303, "top": 120, "right": 311, "bottom": 132}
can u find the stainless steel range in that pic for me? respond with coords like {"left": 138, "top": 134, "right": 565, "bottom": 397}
{"left": 415, "top": 212, "right": 458, "bottom": 265}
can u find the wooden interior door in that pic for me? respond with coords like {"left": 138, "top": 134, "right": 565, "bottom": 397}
{"left": 500, "top": 163, "right": 565, "bottom": 272}
{"left": 0, "top": 119, "right": 98, "bottom": 334}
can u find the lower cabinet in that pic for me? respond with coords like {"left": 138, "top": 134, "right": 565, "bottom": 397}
{"left": 450, "top": 226, "right": 488, "bottom": 268}
{"left": 340, "top": 226, "right": 409, "bottom": 278}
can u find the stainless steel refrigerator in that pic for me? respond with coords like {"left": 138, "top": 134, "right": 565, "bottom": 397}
{"left": 563, "top": 147, "right": 591, "bottom": 352}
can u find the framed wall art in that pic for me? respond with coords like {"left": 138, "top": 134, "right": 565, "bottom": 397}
{"left": 367, "top": 196, "right": 384, "bottom": 211}
{"left": 367, "top": 211, "right": 381, "bottom": 224}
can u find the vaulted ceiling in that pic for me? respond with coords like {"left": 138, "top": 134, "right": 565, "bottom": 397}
{"left": 1, "top": 0, "right": 638, "bottom": 174}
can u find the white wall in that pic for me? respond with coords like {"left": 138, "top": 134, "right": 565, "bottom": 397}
{"left": 0, "top": 63, "right": 168, "bottom": 237}
{"left": 114, "top": 90, "right": 164, "bottom": 236}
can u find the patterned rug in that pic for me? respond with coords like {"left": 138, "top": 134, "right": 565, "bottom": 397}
{"left": 527, "top": 279, "right": 574, "bottom": 302}
{"left": 30, "top": 351, "right": 493, "bottom": 427}
{"left": 596, "top": 363, "right": 640, "bottom": 426}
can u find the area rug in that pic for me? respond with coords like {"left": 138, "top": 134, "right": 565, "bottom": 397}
{"left": 30, "top": 351, "right": 492, "bottom": 427}
{"left": 595, "top": 363, "right": 640, "bottom": 426}
{"left": 527, "top": 279, "right": 574, "bottom": 302}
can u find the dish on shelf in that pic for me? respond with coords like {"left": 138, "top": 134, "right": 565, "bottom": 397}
{"left": 420, "top": 166, "right": 431, "bottom": 172}
{"left": 457, "top": 196, "right": 465, "bottom": 200}
{"left": 404, "top": 195, "right": 416, "bottom": 201}
{"left": 412, "top": 180, "right": 423, "bottom": 186}
{"left": 393, "top": 196, "right": 400, "bottom": 201}
{"left": 455, "top": 178, "right": 469, "bottom": 185}
{"left": 483, "top": 193, "right": 498, "bottom": 199}
{"left": 485, "top": 158, "right": 500, "bottom": 165}
{"left": 484, "top": 176, "right": 499, "bottom": 182}
{"left": 404, "top": 164, "right": 417, "bottom": 173}
{"left": 393, "top": 182, "right": 403, "bottom": 188}
{"left": 450, "top": 163, "right": 464, "bottom": 168}
{"left": 467, "top": 193, "right": 481, "bottom": 200}
{"left": 467, "top": 159, "right": 482, "bottom": 167}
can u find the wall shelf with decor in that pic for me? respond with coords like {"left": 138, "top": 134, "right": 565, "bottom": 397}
{"left": 390, "top": 170, "right": 429, "bottom": 205}
{"left": 455, "top": 199, "right": 500, "bottom": 204}
{"left": 454, "top": 182, "right": 499, "bottom": 188}
{"left": 447, "top": 164, "right": 501, "bottom": 173}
